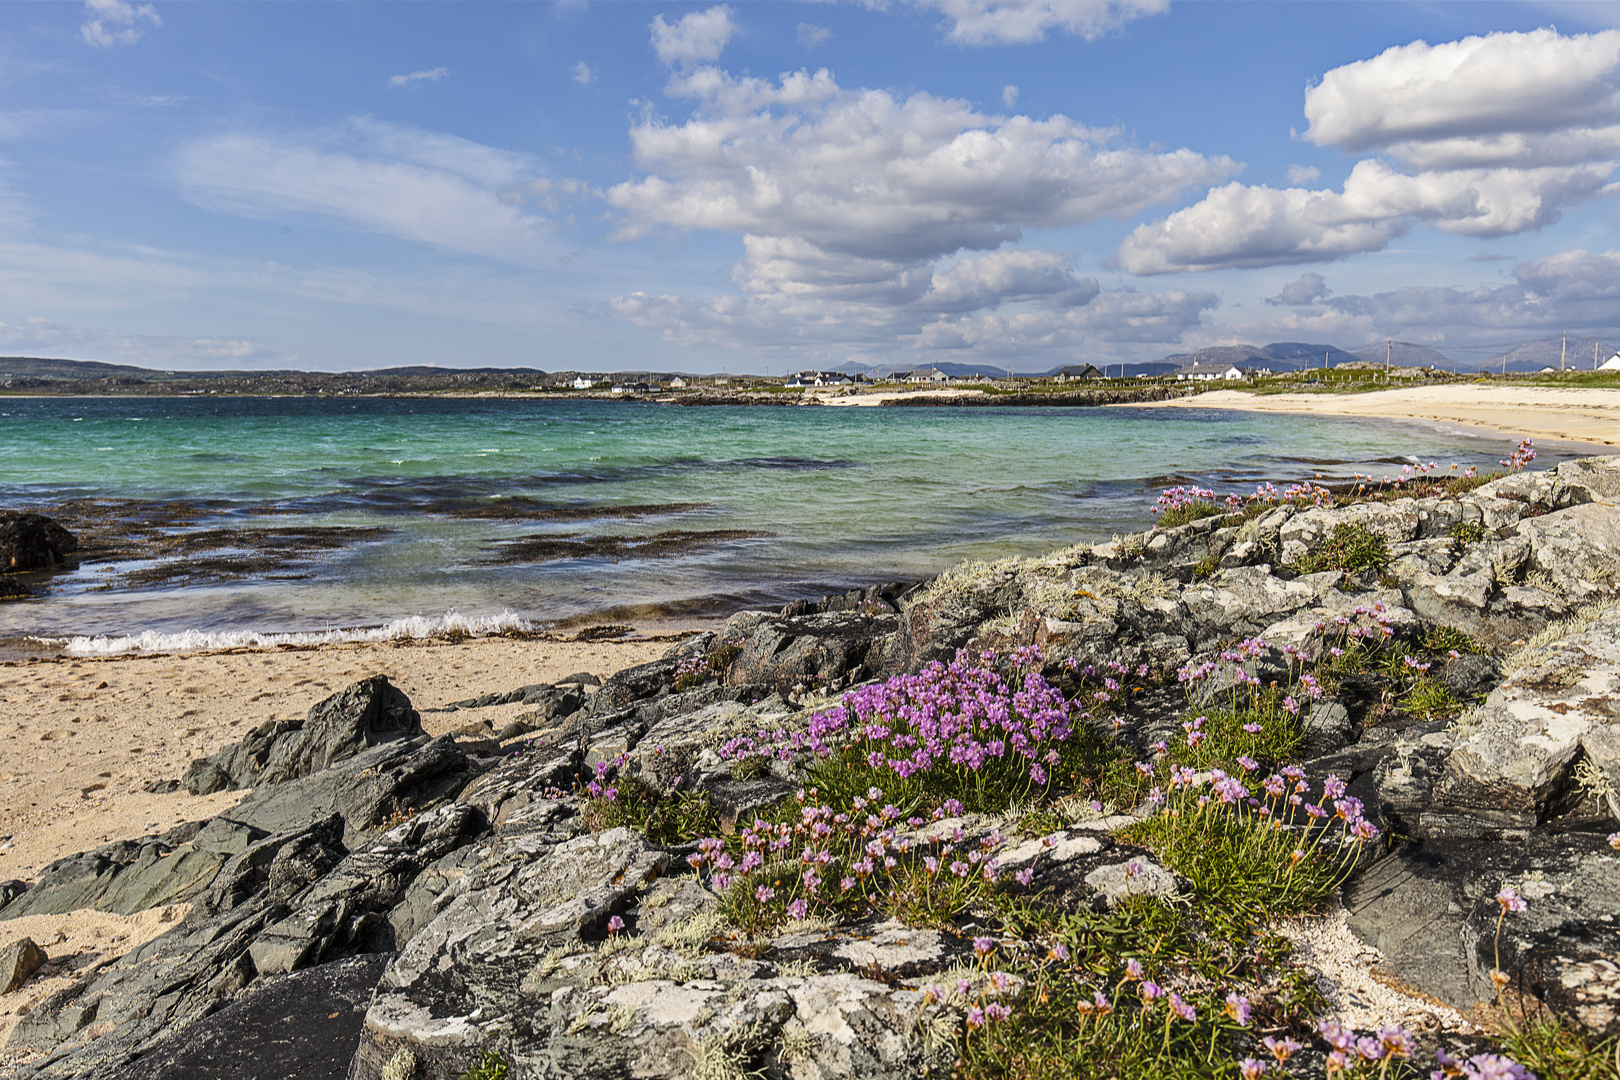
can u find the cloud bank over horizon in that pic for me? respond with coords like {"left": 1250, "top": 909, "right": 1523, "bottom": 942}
{"left": 5, "top": 4, "right": 1620, "bottom": 370}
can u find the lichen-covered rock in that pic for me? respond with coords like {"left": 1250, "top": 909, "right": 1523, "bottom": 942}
{"left": 1426, "top": 602, "right": 1620, "bottom": 836}
{"left": 1519, "top": 502, "right": 1620, "bottom": 603}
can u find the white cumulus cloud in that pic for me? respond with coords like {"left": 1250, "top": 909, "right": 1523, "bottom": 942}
{"left": 572, "top": 61, "right": 595, "bottom": 86}
{"left": 1118, "top": 28, "right": 1620, "bottom": 274}
{"left": 1266, "top": 271, "right": 1330, "bottom": 306}
{"left": 650, "top": 6, "right": 736, "bottom": 68}
{"left": 80, "top": 0, "right": 159, "bottom": 48}
{"left": 603, "top": 63, "right": 1233, "bottom": 360}
{"left": 1118, "top": 160, "right": 1615, "bottom": 273}
{"left": 1285, "top": 164, "right": 1319, "bottom": 185}
{"left": 387, "top": 66, "right": 449, "bottom": 89}
{"left": 1303, "top": 28, "right": 1620, "bottom": 168}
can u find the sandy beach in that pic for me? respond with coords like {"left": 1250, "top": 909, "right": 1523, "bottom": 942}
{"left": 814, "top": 387, "right": 984, "bottom": 406}
{"left": 1135, "top": 383, "right": 1620, "bottom": 449}
{"left": 0, "top": 634, "right": 677, "bottom": 884}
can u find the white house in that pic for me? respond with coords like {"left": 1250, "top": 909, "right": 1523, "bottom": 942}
{"left": 669, "top": 377, "right": 688, "bottom": 388}
{"left": 903, "top": 368, "right": 949, "bottom": 384}
{"left": 571, "top": 376, "right": 595, "bottom": 390}
{"left": 1600, "top": 352, "right": 1620, "bottom": 371}
{"left": 1174, "top": 361, "right": 1248, "bottom": 381}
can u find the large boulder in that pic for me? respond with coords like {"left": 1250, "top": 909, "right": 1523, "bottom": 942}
{"left": 0, "top": 511, "right": 76, "bottom": 573}
{"left": 106, "top": 953, "right": 391, "bottom": 1080}
{"left": 222, "top": 734, "right": 476, "bottom": 848}
{"left": 720, "top": 609, "right": 900, "bottom": 697}
{"left": 7, "top": 805, "right": 485, "bottom": 1079}
{"left": 1346, "top": 833, "right": 1620, "bottom": 1036}
{"left": 183, "top": 675, "right": 422, "bottom": 795}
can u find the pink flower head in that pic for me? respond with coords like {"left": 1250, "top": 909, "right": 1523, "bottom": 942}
{"left": 1263, "top": 1036, "right": 1301, "bottom": 1064}
{"left": 1240, "top": 1059, "right": 1268, "bottom": 1080}
{"left": 1496, "top": 886, "right": 1527, "bottom": 913}
{"left": 1168, "top": 993, "right": 1195, "bottom": 1022}
{"left": 1125, "top": 958, "right": 1144, "bottom": 979}
{"left": 607, "top": 915, "right": 624, "bottom": 934}
{"left": 973, "top": 936, "right": 996, "bottom": 957}
{"left": 1224, "top": 992, "right": 1251, "bottom": 1026}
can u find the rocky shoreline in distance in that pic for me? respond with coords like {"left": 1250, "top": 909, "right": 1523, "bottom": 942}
{"left": 1, "top": 457, "right": 1619, "bottom": 1078}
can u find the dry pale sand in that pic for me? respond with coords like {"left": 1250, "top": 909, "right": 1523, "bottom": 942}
{"left": 816, "top": 388, "right": 985, "bottom": 406}
{"left": 0, "top": 635, "right": 677, "bottom": 883}
{"left": 1134, "top": 384, "right": 1620, "bottom": 449}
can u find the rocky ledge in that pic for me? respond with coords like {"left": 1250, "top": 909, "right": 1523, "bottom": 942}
{"left": 4, "top": 457, "right": 1620, "bottom": 1079}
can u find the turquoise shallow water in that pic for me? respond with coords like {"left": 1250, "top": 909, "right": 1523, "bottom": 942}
{"left": 0, "top": 396, "right": 1528, "bottom": 649}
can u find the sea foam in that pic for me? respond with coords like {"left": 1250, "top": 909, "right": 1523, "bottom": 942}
{"left": 55, "top": 610, "right": 536, "bottom": 656}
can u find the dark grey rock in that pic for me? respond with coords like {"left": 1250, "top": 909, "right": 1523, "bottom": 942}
{"left": 0, "top": 511, "right": 76, "bottom": 572}
{"left": 557, "top": 671, "right": 602, "bottom": 687}
{"left": 1, "top": 818, "right": 260, "bottom": 921}
{"left": 0, "top": 879, "right": 28, "bottom": 913}
{"left": 1346, "top": 833, "right": 1620, "bottom": 1036}
{"left": 223, "top": 734, "right": 475, "bottom": 848}
{"left": 105, "top": 954, "right": 390, "bottom": 1080}
{"left": 182, "top": 676, "right": 421, "bottom": 795}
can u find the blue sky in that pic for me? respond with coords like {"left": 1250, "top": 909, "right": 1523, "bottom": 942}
{"left": 5, "top": 1, "right": 1620, "bottom": 373}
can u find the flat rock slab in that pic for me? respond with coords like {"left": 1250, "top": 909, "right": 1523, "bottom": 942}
{"left": 1345, "top": 834, "right": 1620, "bottom": 1034}
{"left": 108, "top": 954, "right": 390, "bottom": 1080}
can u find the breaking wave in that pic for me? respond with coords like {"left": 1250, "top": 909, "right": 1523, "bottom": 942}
{"left": 56, "top": 610, "right": 537, "bottom": 656}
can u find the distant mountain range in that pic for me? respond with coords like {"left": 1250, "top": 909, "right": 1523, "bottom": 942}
{"left": 4, "top": 335, "right": 1614, "bottom": 386}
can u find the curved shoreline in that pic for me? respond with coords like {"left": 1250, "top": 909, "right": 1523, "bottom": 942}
{"left": 1126, "top": 384, "right": 1620, "bottom": 451}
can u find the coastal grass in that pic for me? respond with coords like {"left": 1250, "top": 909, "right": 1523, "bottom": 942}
{"left": 1496, "top": 1014, "right": 1620, "bottom": 1080}
{"left": 456, "top": 1051, "right": 510, "bottom": 1080}
{"left": 1156, "top": 500, "right": 1227, "bottom": 530}
{"left": 1288, "top": 522, "right": 1391, "bottom": 576}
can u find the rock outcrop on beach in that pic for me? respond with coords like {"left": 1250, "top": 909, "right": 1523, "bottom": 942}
{"left": 5, "top": 457, "right": 1620, "bottom": 1079}
{"left": 0, "top": 512, "right": 76, "bottom": 599}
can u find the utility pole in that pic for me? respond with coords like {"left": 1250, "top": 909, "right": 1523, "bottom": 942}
{"left": 1561, "top": 331, "right": 1567, "bottom": 372}
{"left": 1385, "top": 339, "right": 1391, "bottom": 380}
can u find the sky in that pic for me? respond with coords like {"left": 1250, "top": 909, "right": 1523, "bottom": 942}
{"left": 6, "top": 1, "right": 1620, "bottom": 373}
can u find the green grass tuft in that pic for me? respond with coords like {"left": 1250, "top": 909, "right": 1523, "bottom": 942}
{"left": 457, "top": 1051, "right": 510, "bottom": 1080}
{"left": 1289, "top": 522, "right": 1391, "bottom": 576}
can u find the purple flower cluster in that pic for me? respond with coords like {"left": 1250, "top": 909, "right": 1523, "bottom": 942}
{"left": 722, "top": 648, "right": 1078, "bottom": 798}
{"left": 1433, "top": 1049, "right": 1538, "bottom": 1080}
{"left": 685, "top": 784, "right": 1008, "bottom": 921}
{"left": 1152, "top": 485, "right": 1218, "bottom": 517}
{"left": 1502, "top": 437, "right": 1537, "bottom": 473}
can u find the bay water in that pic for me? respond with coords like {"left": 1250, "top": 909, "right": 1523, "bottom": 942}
{"left": 0, "top": 396, "right": 1526, "bottom": 652}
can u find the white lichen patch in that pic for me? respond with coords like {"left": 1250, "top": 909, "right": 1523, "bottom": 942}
{"left": 1273, "top": 908, "right": 1475, "bottom": 1034}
